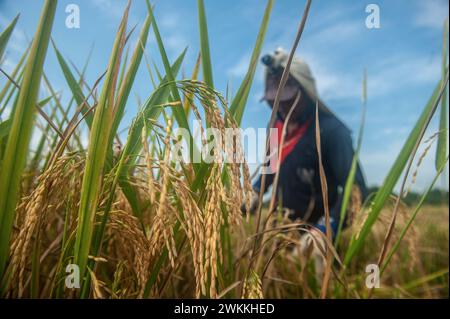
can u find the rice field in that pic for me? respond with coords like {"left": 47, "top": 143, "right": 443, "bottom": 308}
{"left": 0, "top": 0, "right": 448, "bottom": 299}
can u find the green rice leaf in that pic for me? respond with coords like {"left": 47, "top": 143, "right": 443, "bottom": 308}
{"left": 0, "top": 42, "right": 28, "bottom": 111}
{"left": 229, "top": 0, "right": 273, "bottom": 125}
{"left": 74, "top": 1, "right": 130, "bottom": 287}
{"left": 0, "top": 0, "right": 57, "bottom": 280}
{"left": 436, "top": 18, "right": 448, "bottom": 170}
{"left": 197, "top": 0, "right": 214, "bottom": 88}
{"left": 109, "top": 11, "right": 152, "bottom": 151}
{"left": 190, "top": 0, "right": 273, "bottom": 192}
{"left": 146, "top": 1, "right": 190, "bottom": 133}
{"left": 52, "top": 40, "right": 93, "bottom": 128}
{"left": 0, "top": 14, "right": 19, "bottom": 61}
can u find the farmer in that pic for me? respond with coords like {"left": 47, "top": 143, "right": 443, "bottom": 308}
{"left": 246, "top": 48, "right": 368, "bottom": 238}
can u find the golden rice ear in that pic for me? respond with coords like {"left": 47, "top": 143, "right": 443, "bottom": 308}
{"left": 242, "top": 270, "right": 264, "bottom": 299}
{"left": 108, "top": 208, "right": 152, "bottom": 299}
{"left": 10, "top": 153, "right": 84, "bottom": 298}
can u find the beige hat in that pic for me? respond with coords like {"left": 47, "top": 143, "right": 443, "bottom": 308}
{"left": 262, "top": 47, "right": 333, "bottom": 115}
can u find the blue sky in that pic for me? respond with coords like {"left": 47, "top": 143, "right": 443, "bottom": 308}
{"left": 0, "top": 0, "right": 448, "bottom": 191}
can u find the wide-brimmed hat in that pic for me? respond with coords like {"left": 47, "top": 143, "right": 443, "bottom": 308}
{"left": 261, "top": 47, "right": 333, "bottom": 115}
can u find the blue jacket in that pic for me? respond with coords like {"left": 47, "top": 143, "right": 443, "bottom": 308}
{"left": 253, "top": 110, "right": 368, "bottom": 227}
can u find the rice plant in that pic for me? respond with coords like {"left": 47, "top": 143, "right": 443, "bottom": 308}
{"left": 0, "top": 0, "right": 448, "bottom": 299}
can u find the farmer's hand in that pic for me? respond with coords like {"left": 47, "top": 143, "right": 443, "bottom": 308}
{"left": 313, "top": 216, "right": 338, "bottom": 240}
{"left": 240, "top": 190, "right": 260, "bottom": 215}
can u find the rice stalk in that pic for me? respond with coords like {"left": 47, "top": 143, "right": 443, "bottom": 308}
{"left": 197, "top": 0, "right": 214, "bottom": 89}
{"left": 0, "top": 0, "right": 57, "bottom": 282}
{"left": 435, "top": 18, "right": 448, "bottom": 170}
{"left": 74, "top": 1, "right": 130, "bottom": 290}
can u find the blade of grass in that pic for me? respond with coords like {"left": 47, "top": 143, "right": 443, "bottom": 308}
{"left": 0, "top": 94, "right": 54, "bottom": 143}
{"left": 229, "top": 0, "right": 273, "bottom": 125}
{"left": 52, "top": 40, "right": 94, "bottom": 129}
{"left": 1, "top": 65, "right": 64, "bottom": 140}
{"left": 436, "top": 18, "right": 448, "bottom": 170}
{"left": 0, "top": 43, "right": 29, "bottom": 113}
{"left": 403, "top": 268, "right": 449, "bottom": 291}
{"left": 108, "top": 9, "right": 152, "bottom": 154}
{"left": 29, "top": 95, "right": 63, "bottom": 172}
{"left": 184, "top": 53, "right": 201, "bottom": 116}
{"left": 0, "top": 120, "right": 11, "bottom": 140}
{"left": 0, "top": 14, "right": 19, "bottom": 61}
{"left": 0, "top": 0, "right": 57, "bottom": 281}
{"left": 143, "top": 49, "right": 157, "bottom": 89}
{"left": 42, "top": 73, "right": 84, "bottom": 149}
{"left": 314, "top": 103, "right": 333, "bottom": 299}
{"left": 116, "top": 46, "right": 130, "bottom": 97}
{"left": 197, "top": 0, "right": 214, "bottom": 88}
{"left": 146, "top": 2, "right": 190, "bottom": 132}
{"left": 74, "top": 1, "right": 130, "bottom": 290}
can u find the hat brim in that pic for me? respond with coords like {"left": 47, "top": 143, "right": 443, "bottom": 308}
{"left": 262, "top": 72, "right": 301, "bottom": 102}
{"left": 262, "top": 84, "right": 299, "bottom": 102}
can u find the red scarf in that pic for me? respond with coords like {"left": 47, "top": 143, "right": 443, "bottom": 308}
{"left": 268, "top": 119, "right": 311, "bottom": 170}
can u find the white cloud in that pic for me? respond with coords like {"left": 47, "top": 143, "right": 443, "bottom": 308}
{"left": 368, "top": 53, "right": 441, "bottom": 97}
{"left": 381, "top": 126, "right": 410, "bottom": 136}
{"left": 91, "top": 0, "right": 124, "bottom": 20}
{"left": 296, "top": 50, "right": 360, "bottom": 101}
{"left": 227, "top": 53, "right": 250, "bottom": 78}
{"left": 306, "top": 20, "right": 362, "bottom": 45}
{"left": 164, "top": 34, "right": 188, "bottom": 54}
{"left": 90, "top": 0, "right": 139, "bottom": 28}
{"left": 258, "top": 0, "right": 443, "bottom": 104}
{"left": 1, "top": 57, "right": 18, "bottom": 73}
{"left": 261, "top": 18, "right": 365, "bottom": 101}
{"left": 159, "top": 14, "right": 179, "bottom": 29}
{"left": 414, "top": 0, "right": 449, "bottom": 29}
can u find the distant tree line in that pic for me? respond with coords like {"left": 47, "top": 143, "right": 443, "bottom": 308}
{"left": 368, "top": 187, "right": 449, "bottom": 207}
